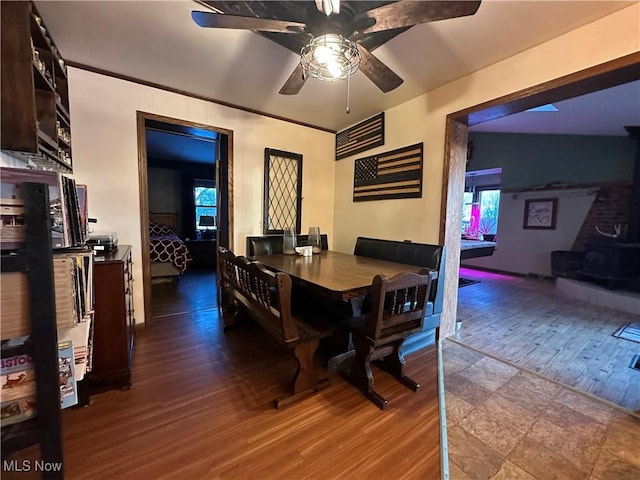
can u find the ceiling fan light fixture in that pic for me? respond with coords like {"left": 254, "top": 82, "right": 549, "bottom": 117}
{"left": 315, "top": 0, "right": 340, "bottom": 16}
{"left": 300, "top": 34, "right": 360, "bottom": 82}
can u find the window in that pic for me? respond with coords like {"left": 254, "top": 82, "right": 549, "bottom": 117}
{"left": 263, "top": 148, "right": 303, "bottom": 234}
{"left": 462, "top": 188, "right": 500, "bottom": 239}
{"left": 461, "top": 191, "right": 474, "bottom": 234}
{"left": 194, "top": 184, "right": 216, "bottom": 231}
{"left": 478, "top": 189, "right": 500, "bottom": 235}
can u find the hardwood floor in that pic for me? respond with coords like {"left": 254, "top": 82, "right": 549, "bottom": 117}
{"left": 151, "top": 268, "right": 217, "bottom": 319}
{"left": 9, "top": 266, "right": 639, "bottom": 478}
{"left": 455, "top": 267, "right": 640, "bottom": 413}
{"left": 10, "top": 271, "right": 442, "bottom": 479}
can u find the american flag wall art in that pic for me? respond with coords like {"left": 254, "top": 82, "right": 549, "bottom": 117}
{"left": 353, "top": 143, "right": 423, "bottom": 202}
{"left": 335, "top": 113, "right": 384, "bottom": 160}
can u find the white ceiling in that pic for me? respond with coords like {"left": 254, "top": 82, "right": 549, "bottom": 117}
{"left": 470, "top": 80, "right": 640, "bottom": 136}
{"left": 36, "top": 0, "right": 638, "bottom": 133}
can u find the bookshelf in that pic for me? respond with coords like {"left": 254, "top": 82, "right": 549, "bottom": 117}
{"left": 1, "top": 183, "right": 63, "bottom": 479}
{"left": 1, "top": 1, "right": 72, "bottom": 172}
{"left": 1, "top": 168, "right": 94, "bottom": 477}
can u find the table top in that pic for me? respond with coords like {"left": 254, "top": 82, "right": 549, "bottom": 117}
{"left": 253, "top": 251, "right": 426, "bottom": 300}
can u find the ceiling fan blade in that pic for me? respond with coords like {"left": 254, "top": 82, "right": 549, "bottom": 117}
{"left": 279, "top": 63, "right": 307, "bottom": 95}
{"left": 356, "top": 44, "right": 403, "bottom": 93}
{"left": 191, "top": 10, "right": 306, "bottom": 34}
{"left": 354, "top": 0, "right": 482, "bottom": 36}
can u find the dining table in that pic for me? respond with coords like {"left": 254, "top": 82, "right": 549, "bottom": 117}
{"left": 253, "top": 250, "right": 437, "bottom": 370}
{"left": 253, "top": 250, "right": 434, "bottom": 315}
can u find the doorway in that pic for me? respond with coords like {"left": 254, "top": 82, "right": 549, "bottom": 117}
{"left": 439, "top": 53, "right": 640, "bottom": 338}
{"left": 136, "top": 111, "right": 234, "bottom": 327}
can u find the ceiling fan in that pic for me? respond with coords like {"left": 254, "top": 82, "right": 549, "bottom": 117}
{"left": 192, "top": 1, "right": 482, "bottom": 95}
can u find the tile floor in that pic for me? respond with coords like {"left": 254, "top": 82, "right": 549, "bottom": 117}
{"left": 443, "top": 339, "right": 640, "bottom": 480}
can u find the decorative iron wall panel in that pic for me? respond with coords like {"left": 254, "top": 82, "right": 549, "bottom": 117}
{"left": 353, "top": 143, "right": 423, "bottom": 202}
{"left": 336, "top": 112, "right": 384, "bottom": 160}
{"left": 263, "top": 148, "right": 302, "bottom": 234}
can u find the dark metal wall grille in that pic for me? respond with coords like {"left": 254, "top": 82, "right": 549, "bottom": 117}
{"left": 336, "top": 112, "right": 384, "bottom": 160}
{"left": 263, "top": 148, "right": 303, "bottom": 234}
{"left": 353, "top": 142, "right": 423, "bottom": 202}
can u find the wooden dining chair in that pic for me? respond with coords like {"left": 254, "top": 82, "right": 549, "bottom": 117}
{"left": 346, "top": 268, "right": 437, "bottom": 409}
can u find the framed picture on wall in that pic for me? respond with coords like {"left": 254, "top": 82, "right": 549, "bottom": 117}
{"left": 523, "top": 198, "right": 558, "bottom": 230}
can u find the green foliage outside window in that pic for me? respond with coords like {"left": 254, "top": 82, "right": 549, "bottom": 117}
{"left": 461, "top": 189, "right": 500, "bottom": 238}
{"left": 478, "top": 190, "right": 500, "bottom": 235}
{"left": 195, "top": 186, "right": 216, "bottom": 230}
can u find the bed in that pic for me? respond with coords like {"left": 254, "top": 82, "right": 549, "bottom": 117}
{"left": 460, "top": 239, "right": 497, "bottom": 260}
{"left": 149, "top": 212, "right": 192, "bottom": 283}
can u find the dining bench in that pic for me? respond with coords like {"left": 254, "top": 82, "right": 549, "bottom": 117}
{"left": 218, "top": 247, "right": 334, "bottom": 408}
{"left": 353, "top": 237, "right": 446, "bottom": 355}
{"left": 246, "top": 234, "right": 329, "bottom": 257}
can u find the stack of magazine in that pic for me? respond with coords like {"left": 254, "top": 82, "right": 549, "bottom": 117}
{"left": 1, "top": 340, "right": 78, "bottom": 428}
{"left": 0, "top": 166, "right": 87, "bottom": 250}
{"left": 55, "top": 250, "right": 94, "bottom": 383}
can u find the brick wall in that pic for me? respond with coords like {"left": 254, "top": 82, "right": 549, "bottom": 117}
{"left": 572, "top": 182, "right": 632, "bottom": 250}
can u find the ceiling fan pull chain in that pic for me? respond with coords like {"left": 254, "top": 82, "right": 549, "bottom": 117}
{"left": 346, "top": 72, "right": 351, "bottom": 114}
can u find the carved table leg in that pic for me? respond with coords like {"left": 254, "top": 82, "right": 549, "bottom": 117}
{"left": 276, "top": 340, "right": 330, "bottom": 409}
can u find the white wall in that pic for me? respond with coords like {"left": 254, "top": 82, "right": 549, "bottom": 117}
{"left": 334, "top": 4, "right": 639, "bottom": 252}
{"left": 333, "top": 98, "right": 442, "bottom": 253}
{"left": 462, "top": 189, "right": 597, "bottom": 276}
{"left": 332, "top": 4, "right": 639, "bottom": 332}
{"left": 68, "top": 68, "right": 336, "bottom": 324}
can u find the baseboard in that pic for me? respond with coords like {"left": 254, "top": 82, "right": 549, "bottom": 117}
{"left": 460, "top": 264, "right": 553, "bottom": 280}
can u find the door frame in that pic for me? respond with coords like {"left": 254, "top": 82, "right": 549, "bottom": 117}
{"left": 439, "top": 52, "right": 640, "bottom": 338}
{"left": 136, "top": 111, "right": 234, "bottom": 328}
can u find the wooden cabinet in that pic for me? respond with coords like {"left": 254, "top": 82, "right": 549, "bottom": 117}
{"left": 90, "top": 246, "right": 135, "bottom": 390}
{"left": 1, "top": 1, "right": 72, "bottom": 172}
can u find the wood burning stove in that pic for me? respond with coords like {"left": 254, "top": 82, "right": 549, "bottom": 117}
{"left": 578, "top": 126, "right": 640, "bottom": 291}
{"left": 580, "top": 239, "right": 640, "bottom": 290}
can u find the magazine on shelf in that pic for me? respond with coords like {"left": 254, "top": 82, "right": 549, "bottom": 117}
{"left": 51, "top": 256, "right": 78, "bottom": 329}
{"left": 76, "top": 184, "right": 88, "bottom": 241}
{"left": 85, "top": 317, "right": 95, "bottom": 374}
{"left": 0, "top": 395, "right": 36, "bottom": 427}
{"left": 1, "top": 353, "right": 36, "bottom": 426}
{"left": 0, "top": 339, "right": 80, "bottom": 425}
{"left": 0, "top": 252, "right": 93, "bottom": 339}
{"left": 58, "top": 340, "right": 78, "bottom": 409}
{"left": 58, "top": 317, "right": 92, "bottom": 382}
{"left": 54, "top": 250, "right": 94, "bottom": 321}
{"left": 62, "top": 175, "right": 83, "bottom": 246}
{"left": 0, "top": 166, "right": 88, "bottom": 250}
{"left": 0, "top": 167, "right": 66, "bottom": 249}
